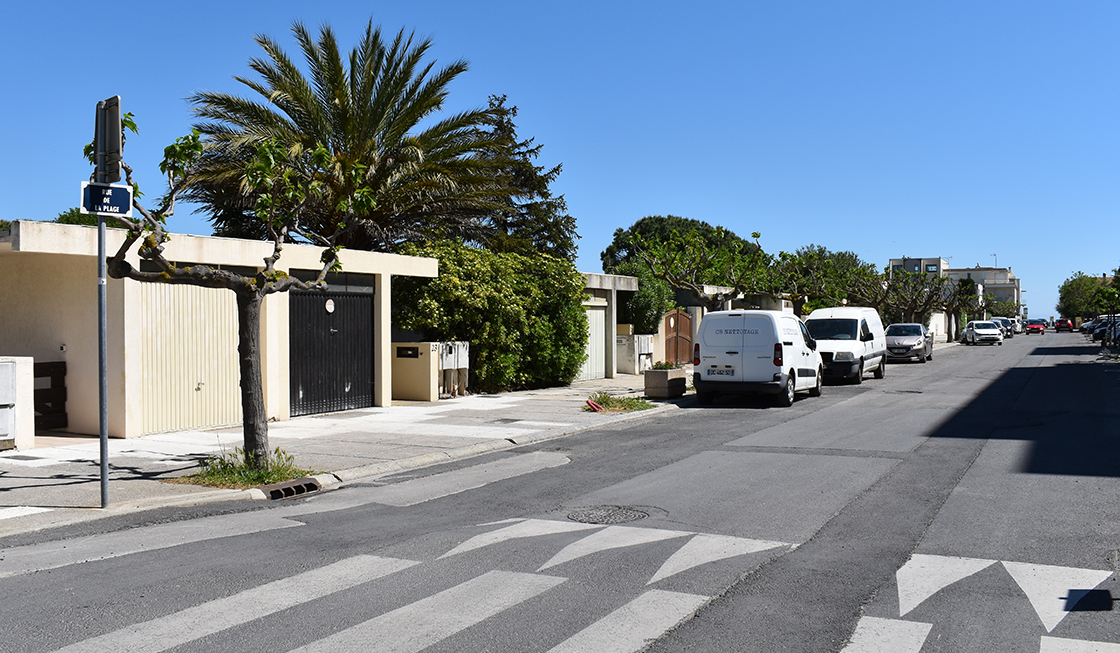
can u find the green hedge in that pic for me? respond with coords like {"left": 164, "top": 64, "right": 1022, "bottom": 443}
{"left": 393, "top": 241, "right": 588, "bottom": 392}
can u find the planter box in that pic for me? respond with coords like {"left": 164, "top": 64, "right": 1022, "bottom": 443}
{"left": 644, "top": 368, "right": 686, "bottom": 399}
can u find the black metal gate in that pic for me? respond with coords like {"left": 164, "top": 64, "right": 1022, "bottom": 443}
{"left": 289, "top": 291, "right": 374, "bottom": 417}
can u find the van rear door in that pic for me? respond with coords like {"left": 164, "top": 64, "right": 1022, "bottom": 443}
{"left": 697, "top": 313, "right": 744, "bottom": 382}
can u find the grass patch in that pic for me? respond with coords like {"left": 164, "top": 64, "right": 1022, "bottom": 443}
{"left": 584, "top": 391, "right": 657, "bottom": 413}
{"left": 166, "top": 447, "right": 316, "bottom": 489}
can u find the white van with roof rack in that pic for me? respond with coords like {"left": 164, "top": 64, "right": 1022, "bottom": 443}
{"left": 692, "top": 310, "right": 823, "bottom": 407}
{"left": 804, "top": 306, "right": 887, "bottom": 383}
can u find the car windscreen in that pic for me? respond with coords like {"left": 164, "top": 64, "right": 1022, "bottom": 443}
{"left": 975, "top": 322, "right": 997, "bottom": 329}
{"left": 886, "top": 325, "right": 922, "bottom": 336}
{"left": 807, "top": 318, "right": 858, "bottom": 340}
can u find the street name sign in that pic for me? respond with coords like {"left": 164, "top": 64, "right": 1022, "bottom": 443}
{"left": 80, "top": 182, "right": 133, "bottom": 218}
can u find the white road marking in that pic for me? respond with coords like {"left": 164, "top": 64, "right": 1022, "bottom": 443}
{"left": 0, "top": 506, "right": 52, "bottom": 520}
{"left": 840, "top": 616, "right": 933, "bottom": 652}
{"left": 0, "top": 512, "right": 302, "bottom": 578}
{"left": 289, "top": 570, "right": 565, "bottom": 653}
{"left": 546, "top": 589, "right": 708, "bottom": 653}
{"left": 355, "top": 451, "right": 570, "bottom": 507}
{"left": 647, "top": 534, "right": 788, "bottom": 584}
{"left": 440, "top": 519, "right": 601, "bottom": 559}
{"left": 1002, "top": 561, "right": 1115, "bottom": 632}
{"left": 50, "top": 555, "right": 418, "bottom": 653}
{"left": 1040, "top": 636, "right": 1120, "bottom": 652}
{"left": 538, "top": 525, "right": 692, "bottom": 571}
{"left": 896, "top": 553, "right": 997, "bottom": 616}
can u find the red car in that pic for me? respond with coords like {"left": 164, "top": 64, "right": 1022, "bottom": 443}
{"left": 1025, "top": 319, "right": 1046, "bottom": 334}
{"left": 1055, "top": 318, "right": 1074, "bottom": 332}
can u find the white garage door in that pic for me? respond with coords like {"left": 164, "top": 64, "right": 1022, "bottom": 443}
{"left": 577, "top": 304, "right": 607, "bottom": 382}
{"left": 141, "top": 283, "right": 242, "bottom": 434}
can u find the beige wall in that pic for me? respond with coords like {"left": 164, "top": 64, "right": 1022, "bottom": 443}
{"left": 0, "top": 252, "right": 105, "bottom": 436}
{"left": 391, "top": 342, "right": 439, "bottom": 402}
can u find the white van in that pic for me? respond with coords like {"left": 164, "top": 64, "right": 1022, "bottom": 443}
{"left": 692, "top": 310, "right": 823, "bottom": 406}
{"left": 804, "top": 306, "right": 887, "bottom": 384}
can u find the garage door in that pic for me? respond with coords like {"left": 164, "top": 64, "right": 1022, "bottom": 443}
{"left": 577, "top": 304, "right": 607, "bottom": 382}
{"left": 289, "top": 291, "right": 374, "bottom": 416}
{"left": 141, "top": 283, "right": 242, "bottom": 435}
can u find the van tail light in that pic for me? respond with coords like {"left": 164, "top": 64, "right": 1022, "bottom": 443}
{"left": 773, "top": 343, "right": 783, "bottom": 367}
{"left": 693, "top": 343, "right": 700, "bottom": 366}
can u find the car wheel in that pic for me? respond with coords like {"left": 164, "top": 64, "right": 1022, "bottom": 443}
{"left": 920, "top": 351, "right": 928, "bottom": 363}
{"left": 874, "top": 357, "right": 885, "bottom": 379}
{"left": 775, "top": 373, "right": 795, "bottom": 407}
{"left": 809, "top": 368, "right": 822, "bottom": 397}
{"left": 927, "top": 349, "right": 933, "bottom": 361}
{"left": 852, "top": 360, "right": 864, "bottom": 385}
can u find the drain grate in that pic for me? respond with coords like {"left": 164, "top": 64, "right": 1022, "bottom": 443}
{"left": 258, "top": 477, "right": 322, "bottom": 500}
{"left": 567, "top": 506, "right": 648, "bottom": 524}
{"left": 4, "top": 455, "right": 44, "bottom": 461}
{"left": 491, "top": 418, "right": 522, "bottom": 424}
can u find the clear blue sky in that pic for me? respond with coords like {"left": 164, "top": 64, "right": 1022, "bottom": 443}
{"left": 6, "top": 1, "right": 1119, "bottom": 318}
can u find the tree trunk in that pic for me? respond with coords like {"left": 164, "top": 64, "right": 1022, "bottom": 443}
{"left": 236, "top": 291, "right": 269, "bottom": 467}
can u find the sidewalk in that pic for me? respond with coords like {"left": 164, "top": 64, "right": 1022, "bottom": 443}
{"left": 0, "top": 373, "right": 686, "bottom": 538}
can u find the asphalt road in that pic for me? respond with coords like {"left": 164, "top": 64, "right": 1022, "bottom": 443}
{"left": 1, "top": 331, "right": 1117, "bottom": 653}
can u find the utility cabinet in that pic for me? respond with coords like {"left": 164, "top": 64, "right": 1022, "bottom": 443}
{"left": 439, "top": 342, "right": 470, "bottom": 398}
{"left": 0, "top": 357, "right": 34, "bottom": 450}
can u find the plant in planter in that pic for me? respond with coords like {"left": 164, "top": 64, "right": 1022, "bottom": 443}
{"left": 644, "top": 361, "right": 686, "bottom": 398}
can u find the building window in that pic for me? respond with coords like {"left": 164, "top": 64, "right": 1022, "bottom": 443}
{"left": 926, "top": 264, "right": 938, "bottom": 273}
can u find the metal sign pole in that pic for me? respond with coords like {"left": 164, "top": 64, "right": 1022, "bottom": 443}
{"left": 95, "top": 99, "right": 110, "bottom": 509}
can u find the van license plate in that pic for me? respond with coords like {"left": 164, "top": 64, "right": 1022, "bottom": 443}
{"left": 707, "top": 369, "right": 735, "bottom": 377}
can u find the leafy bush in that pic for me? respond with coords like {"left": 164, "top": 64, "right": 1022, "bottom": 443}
{"left": 394, "top": 241, "right": 588, "bottom": 392}
{"left": 649, "top": 360, "right": 680, "bottom": 370}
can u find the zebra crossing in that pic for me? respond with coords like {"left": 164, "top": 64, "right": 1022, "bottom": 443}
{"left": 30, "top": 518, "right": 789, "bottom": 653}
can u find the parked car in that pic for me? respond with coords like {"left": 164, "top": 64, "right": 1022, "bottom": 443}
{"left": 1092, "top": 318, "right": 1117, "bottom": 342}
{"left": 805, "top": 306, "right": 887, "bottom": 384}
{"left": 692, "top": 310, "right": 823, "bottom": 406}
{"left": 992, "top": 317, "right": 1015, "bottom": 339}
{"left": 1025, "top": 319, "right": 1046, "bottom": 335}
{"left": 963, "top": 320, "right": 1004, "bottom": 345}
{"left": 1080, "top": 318, "right": 1099, "bottom": 333}
{"left": 1010, "top": 317, "right": 1023, "bottom": 334}
{"left": 1055, "top": 318, "right": 1074, "bottom": 332}
{"left": 885, "top": 323, "right": 933, "bottom": 363}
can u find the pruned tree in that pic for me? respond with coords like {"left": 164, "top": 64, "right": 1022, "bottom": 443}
{"left": 881, "top": 270, "right": 952, "bottom": 325}
{"left": 630, "top": 227, "right": 771, "bottom": 312}
{"left": 104, "top": 134, "right": 354, "bottom": 467}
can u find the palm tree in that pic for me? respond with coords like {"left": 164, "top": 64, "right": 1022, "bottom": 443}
{"left": 185, "top": 20, "right": 507, "bottom": 251}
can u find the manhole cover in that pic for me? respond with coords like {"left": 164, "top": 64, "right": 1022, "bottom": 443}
{"left": 4, "top": 455, "right": 43, "bottom": 461}
{"left": 491, "top": 418, "right": 521, "bottom": 424}
{"left": 567, "top": 506, "right": 648, "bottom": 524}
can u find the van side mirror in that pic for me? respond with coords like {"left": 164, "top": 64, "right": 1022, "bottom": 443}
{"left": 861, "top": 332, "right": 874, "bottom": 342}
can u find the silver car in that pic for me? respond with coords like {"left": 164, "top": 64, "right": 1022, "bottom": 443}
{"left": 964, "top": 320, "right": 1003, "bottom": 346}
{"left": 885, "top": 323, "right": 933, "bottom": 362}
